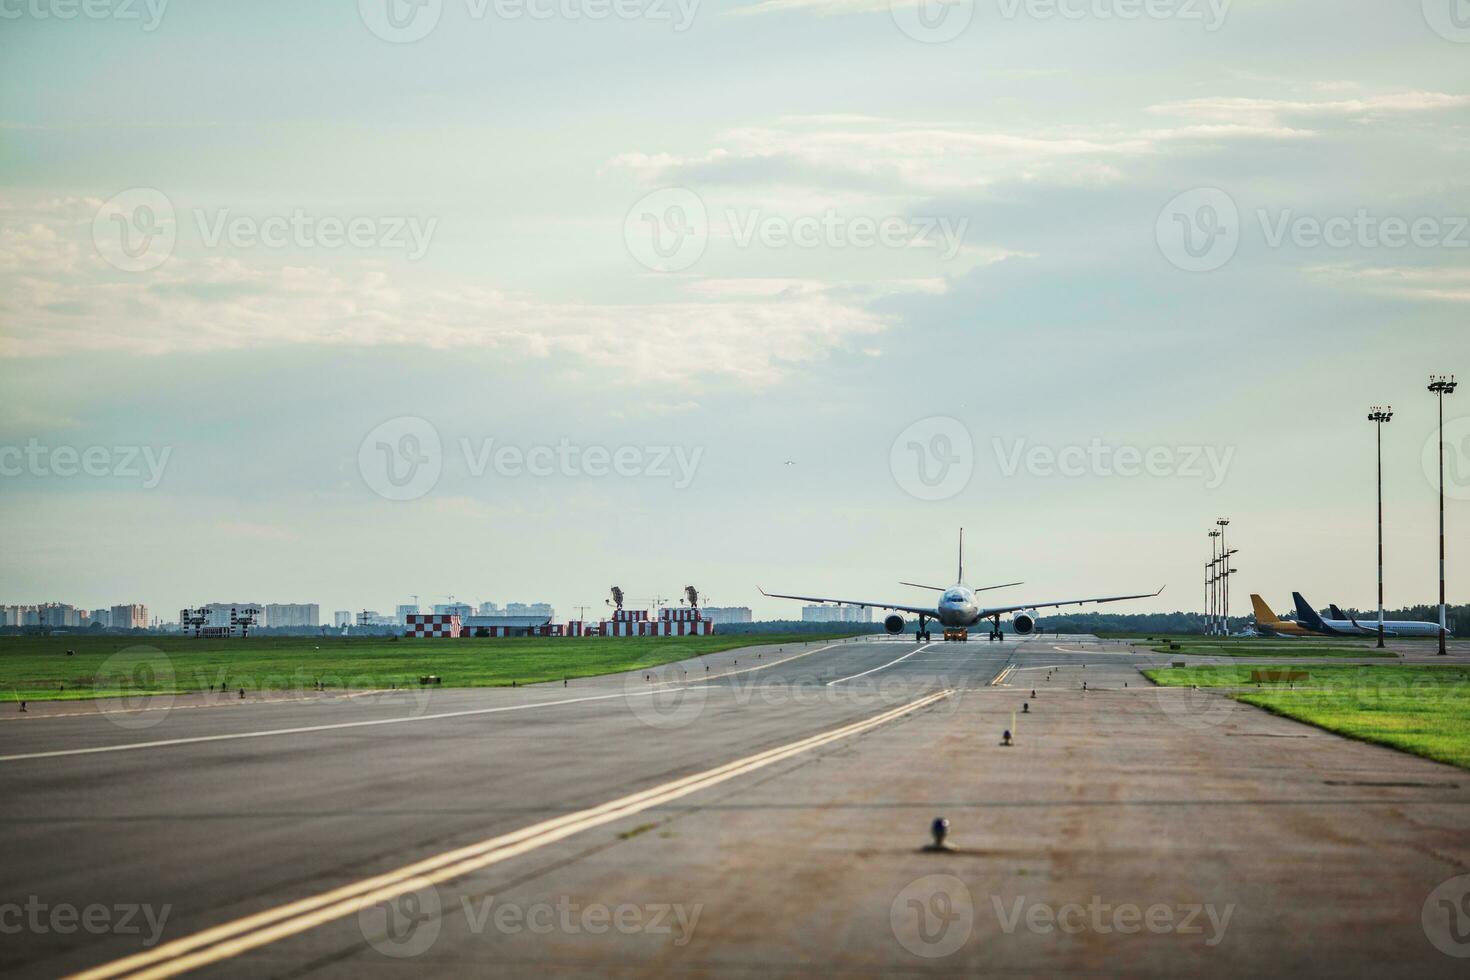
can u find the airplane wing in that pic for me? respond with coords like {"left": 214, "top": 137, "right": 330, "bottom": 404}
{"left": 978, "top": 586, "right": 1166, "bottom": 618}
{"left": 757, "top": 587, "right": 937, "bottom": 618}
{"left": 900, "top": 580, "right": 1023, "bottom": 593}
{"left": 1349, "top": 617, "right": 1398, "bottom": 637}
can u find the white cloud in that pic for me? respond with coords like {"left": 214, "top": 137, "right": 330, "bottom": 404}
{"left": 0, "top": 198, "right": 895, "bottom": 388}
{"left": 614, "top": 90, "right": 1469, "bottom": 201}
{"left": 1147, "top": 91, "right": 1470, "bottom": 133}
{"left": 1305, "top": 264, "right": 1470, "bottom": 304}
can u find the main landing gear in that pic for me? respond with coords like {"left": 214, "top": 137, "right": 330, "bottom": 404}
{"left": 987, "top": 614, "right": 1004, "bottom": 642}
{"left": 916, "top": 616, "right": 932, "bottom": 643}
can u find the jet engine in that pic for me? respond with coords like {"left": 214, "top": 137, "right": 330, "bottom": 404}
{"left": 883, "top": 614, "right": 906, "bottom": 634}
{"left": 1012, "top": 610, "right": 1038, "bottom": 635}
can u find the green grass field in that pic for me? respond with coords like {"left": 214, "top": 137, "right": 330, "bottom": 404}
{"left": 0, "top": 633, "right": 859, "bottom": 703}
{"left": 1144, "top": 664, "right": 1470, "bottom": 769}
{"left": 1144, "top": 639, "right": 1396, "bottom": 658}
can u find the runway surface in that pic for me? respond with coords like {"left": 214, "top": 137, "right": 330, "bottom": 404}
{"left": 2, "top": 634, "right": 1468, "bottom": 977}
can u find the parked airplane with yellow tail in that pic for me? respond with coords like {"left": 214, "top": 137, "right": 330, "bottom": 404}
{"left": 1249, "top": 594, "right": 1311, "bottom": 637}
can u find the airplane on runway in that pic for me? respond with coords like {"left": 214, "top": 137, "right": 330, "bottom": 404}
{"left": 1292, "top": 592, "right": 1443, "bottom": 638}
{"left": 759, "top": 529, "right": 1163, "bottom": 641}
{"left": 1248, "top": 594, "right": 1311, "bottom": 637}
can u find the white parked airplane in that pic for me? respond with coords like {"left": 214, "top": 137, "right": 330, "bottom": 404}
{"left": 1292, "top": 592, "right": 1443, "bottom": 638}
{"left": 760, "top": 529, "right": 1163, "bottom": 641}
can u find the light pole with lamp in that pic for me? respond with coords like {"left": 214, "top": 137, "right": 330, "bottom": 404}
{"left": 1428, "top": 376, "right": 1457, "bottom": 655}
{"left": 1368, "top": 406, "right": 1393, "bottom": 648}
{"left": 1216, "top": 519, "right": 1231, "bottom": 635}
{"left": 1208, "top": 529, "right": 1221, "bottom": 635}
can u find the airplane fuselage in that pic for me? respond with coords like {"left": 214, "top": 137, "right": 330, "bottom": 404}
{"left": 1322, "top": 617, "right": 1443, "bottom": 638}
{"left": 936, "top": 586, "right": 981, "bottom": 627}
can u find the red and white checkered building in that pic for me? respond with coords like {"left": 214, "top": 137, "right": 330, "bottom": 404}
{"left": 406, "top": 613, "right": 461, "bottom": 638}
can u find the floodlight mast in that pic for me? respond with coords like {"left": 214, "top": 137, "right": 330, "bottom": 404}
{"left": 1216, "top": 519, "right": 1231, "bottom": 635}
{"left": 1368, "top": 406, "right": 1393, "bottom": 648}
{"left": 1428, "top": 376, "right": 1457, "bottom": 655}
{"left": 1207, "top": 529, "right": 1221, "bottom": 634}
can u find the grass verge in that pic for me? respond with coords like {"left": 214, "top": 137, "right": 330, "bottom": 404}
{"left": 0, "top": 633, "right": 861, "bottom": 702}
{"left": 1144, "top": 640, "right": 1395, "bottom": 658}
{"left": 1144, "top": 664, "right": 1470, "bottom": 769}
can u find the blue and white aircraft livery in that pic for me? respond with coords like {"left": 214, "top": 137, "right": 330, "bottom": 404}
{"left": 1292, "top": 593, "right": 1444, "bottom": 639}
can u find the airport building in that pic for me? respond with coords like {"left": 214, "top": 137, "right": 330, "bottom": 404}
{"left": 504, "top": 602, "right": 555, "bottom": 618}
{"left": 405, "top": 604, "right": 713, "bottom": 638}
{"left": 701, "top": 606, "right": 753, "bottom": 625}
{"left": 474, "top": 601, "right": 556, "bottom": 619}
{"left": 110, "top": 604, "right": 149, "bottom": 630}
{"left": 0, "top": 603, "right": 147, "bottom": 629}
{"left": 1, "top": 605, "right": 42, "bottom": 627}
{"left": 356, "top": 610, "right": 399, "bottom": 627}
{"left": 180, "top": 605, "right": 261, "bottom": 638}
{"left": 801, "top": 604, "right": 873, "bottom": 624}
{"left": 263, "top": 603, "right": 320, "bottom": 628}
{"left": 180, "top": 602, "right": 318, "bottom": 631}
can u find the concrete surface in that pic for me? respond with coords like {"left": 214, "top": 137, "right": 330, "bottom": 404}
{"left": 1, "top": 634, "right": 1467, "bottom": 977}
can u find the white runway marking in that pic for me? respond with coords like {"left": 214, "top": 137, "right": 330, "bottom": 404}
{"left": 4, "top": 639, "right": 886, "bottom": 763}
{"left": 826, "top": 643, "right": 936, "bottom": 686}
{"left": 69, "top": 689, "right": 955, "bottom": 980}
{"left": 0, "top": 687, "right": 715, "bottom": 764}
{"left": 693, "top": 641, "right": 852, "bottom": 683}
{"left": 0, "top": 688, "right": 394, "bottom": 723}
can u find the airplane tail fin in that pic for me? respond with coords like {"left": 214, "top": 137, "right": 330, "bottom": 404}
{"left": 1250, "top": 594, "right": 1282, "bottom": 625}
{"left": 957, "top": 527, "right": 964, "bottom": 584}
{"left": 1292, "top": 592, "right": 1325, "bottom": 630}
{"left": 1329, "top": 604, "right": 1349, "bottom": 620}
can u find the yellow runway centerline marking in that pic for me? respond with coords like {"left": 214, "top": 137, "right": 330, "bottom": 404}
{"left": 68, "top": 688, "right": 953, "bottom": 980}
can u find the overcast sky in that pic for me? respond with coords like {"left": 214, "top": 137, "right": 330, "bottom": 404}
{"left": 1, "top": 0, "right": 1467, "bottom": 622}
